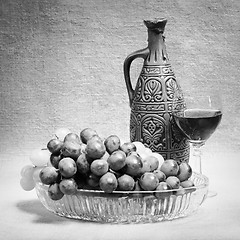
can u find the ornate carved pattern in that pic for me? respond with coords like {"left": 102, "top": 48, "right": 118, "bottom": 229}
{"left": 162, "top": 66, "right": 174, "bottom": 75}
{"left": 143, "top": 78, "right": 162, "bottom": 102}
{"left": 165, "top": 77, "right": 178, "bottom": 100}
{"left": 132, "top": 102, "right": 165, "bottom": 112}
{"left": 142, "top": 115, "right": 165, "bottom": 150}
{"left": 141, "top": 67, "right": 161, "bottom": 75}
{"left": 130, "top": 64, "right": 189, "bottom": 163}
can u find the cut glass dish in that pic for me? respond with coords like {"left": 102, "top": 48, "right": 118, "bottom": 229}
{"left": 35, "top": 172, "right": 208, "bottom": 223}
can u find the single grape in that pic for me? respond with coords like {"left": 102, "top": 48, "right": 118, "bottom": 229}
{"left": 155, "top": 182, "right": 172, "bottom": 199}
{"left": 139, "top": 172, "right": 159, "bottom": 191}
{"left": 47, "top": 139, "right": 63, "bottom": 154}
{"left": 55, "top": 128, "right": 71, "bottom": 141}
{"left": 29, "top": 149, "right": 50, "bottom": 167}
{"left": 107, "top": 150, "right": 126, "bottom": 171}
{"left": 117, "top": 174, "right": 135, "bottom": 191}
{"left": 99, "top": 172, "right": 118, "bottom": 193}
{"left": 85, "top": 137, "right": 106, "bottom": 160}
{"left": 90, "top": 159, "right": 109, "bottom": 176}
{"left": 160, "top": 159, "right": 179, "bottom": 177}
{"left": 120, "top": 142, "right": 136, "bottom": 155}
{"left": 142, "top": 155, "right": 159, "bottom": 171}
{"left": 39, "top": 166, "right": 61, "bottom": 185}
{"left": 76, "top": 153, "right": 90, "bottom": 176}
{"left": 64, "top": 133, "right": 81, "bottom": 144}
{"left": 125, "top": 152, "right": 143, "bottom": 177}
{"left": 48, "top": 183, "right": 64, "bottom": 200}
{"left": 104, "top": 135, "right": 121, "bottom": 154}
{"left": 20, "top": 177, "right": 35, "bottom": 191}
{"left": 80, "top": 128, "right": 98, "bottom": 144}
{"left": 61, "top": 141, "right": 82, "bottom": 160}
{"left": 166, "top": 176, "right": 180, "bottom": 189}
{"left": 177, "top": 162, "right": 192, "bottom": 182}
{"left": 59, "top": 178, "right": 78, "bottom": 195}
{"left": 58, "top": 157, "right": 77, "bottom": 178}
{"left": 20, "top": 165, "right": 35, "bottom": 179}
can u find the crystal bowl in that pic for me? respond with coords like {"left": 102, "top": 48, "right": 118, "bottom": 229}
{"left": 35, "top": 172, "right": 208, "bottom": 223}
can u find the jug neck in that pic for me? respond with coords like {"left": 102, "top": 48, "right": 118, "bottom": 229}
{"left": 146, "top": 29, "right": 169, "bottom": 65}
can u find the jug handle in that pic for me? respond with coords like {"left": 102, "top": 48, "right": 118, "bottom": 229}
{"left": 123, "top": 47, "right": 149, "bottom": 107}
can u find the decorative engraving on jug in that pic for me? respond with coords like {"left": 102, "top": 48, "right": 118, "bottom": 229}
{"left": 162, "top": 66, "right": 174, "bottom": 75}
{"left": 142, "top": 114, "right": 165, "bottom": 151}
{"left": 141, "top": 67, "right": 161, "bottom": 75}
{"left": 143, "top": 78, "right": 162, "bottom": 102}
{"left": 165, "top": 76, "right": 178, "bottom": 100}
{"left": 132, "top": 102, "right": 165, "bottom": 112}
{"left": 141, "top": 65, "right": 174, "bottom": 76}
{"left": 129, "top": 65, "right": 189, "bottom": 162}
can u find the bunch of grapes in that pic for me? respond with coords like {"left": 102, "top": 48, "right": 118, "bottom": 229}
{"left": 20, "top": 127, "right": 72, "bottom": 192}
{"left": 20, "top": 127, "right": 194, "bottom": 201}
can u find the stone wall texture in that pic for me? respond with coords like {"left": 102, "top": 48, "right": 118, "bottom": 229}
{"left": 0, "top": 0, "right": 239, "bottom": 156}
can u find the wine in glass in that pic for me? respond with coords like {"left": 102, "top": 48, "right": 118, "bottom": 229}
{"left": 172, "top": 90, "right": 222, "bottom": 196}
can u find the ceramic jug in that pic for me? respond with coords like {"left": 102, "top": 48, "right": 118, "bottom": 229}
{"left": 124, "top": 18, "right": 189, "bottom": 162}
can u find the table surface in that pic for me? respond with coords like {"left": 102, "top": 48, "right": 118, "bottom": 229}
{"left": 0, "top": 144, "right": 240, "bottom": 240}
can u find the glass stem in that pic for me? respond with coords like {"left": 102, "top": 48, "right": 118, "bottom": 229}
{"left": 191, "top": 143, "right": 203, "bottom": 174}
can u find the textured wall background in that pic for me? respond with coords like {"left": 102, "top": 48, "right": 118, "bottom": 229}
{"left": 0, "top": 0, "right": 240, "bottom": 157}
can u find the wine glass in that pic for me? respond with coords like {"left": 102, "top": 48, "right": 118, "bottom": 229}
{"left": 172, "top": 89, "right": 222, "bottom": 197}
